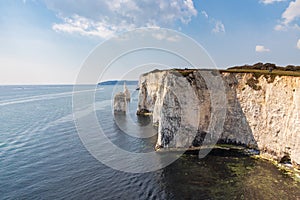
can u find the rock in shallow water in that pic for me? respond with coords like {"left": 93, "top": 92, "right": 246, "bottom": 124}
{"left": 124, "top": 82, "right": 131, "bottom": 102}
{"left": 114, "top": 92, "right": 127, "bottom": 113}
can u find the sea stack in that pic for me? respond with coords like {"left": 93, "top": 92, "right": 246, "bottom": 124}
{"left": 124, "top": 82, "right": 131, "bottom": 101}
{"left": 113, "top": 92, "right": 127, "bottom": 113}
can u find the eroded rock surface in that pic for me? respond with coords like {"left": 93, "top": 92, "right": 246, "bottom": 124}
{"left": 124, "top": 83, "right": 131, "bottom": 102}
{"left": 114, "top": 92, "right": 127, "bottom": 113}
{"left": 137, "top": 69, "right": 300, "bottom": 168}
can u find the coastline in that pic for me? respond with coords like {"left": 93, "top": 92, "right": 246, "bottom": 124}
{"left": 155, "top": 144, "right": 300, "bottom": 182}
{"left": 136, "top": 66, "right": 300, "bottom": 178}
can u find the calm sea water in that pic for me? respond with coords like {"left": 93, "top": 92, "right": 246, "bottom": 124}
{"left": 1, "top": 85, "right": 300, "bottom": 200}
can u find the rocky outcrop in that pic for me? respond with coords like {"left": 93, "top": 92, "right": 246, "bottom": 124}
{"left": 114, "top": 82, "right": 131, "bottom": 113}
{"left": 114, "top": 92, "right": 127, "bottom": 113}
{"left": 137, "top": 69, "right": 300, "bottom": 168}
{"left": 124, "top": 83, "right": 131, "bottom": 101}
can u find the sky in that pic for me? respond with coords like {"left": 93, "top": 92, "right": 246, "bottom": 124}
{"left": 0, "top": 0, "right": 300, "bottom": 84}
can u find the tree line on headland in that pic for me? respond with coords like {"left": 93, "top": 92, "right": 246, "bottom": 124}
{"left": 228, "top": 62, "right": 300, "bottom": 72}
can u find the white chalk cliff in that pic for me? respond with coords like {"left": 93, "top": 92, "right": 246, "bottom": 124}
{"left": 137, "top": 69, "right": 300, "bottom": 168}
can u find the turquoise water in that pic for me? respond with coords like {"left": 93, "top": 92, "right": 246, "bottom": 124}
{"left": 0, "top": 85, "right": 300, "bottom": 199}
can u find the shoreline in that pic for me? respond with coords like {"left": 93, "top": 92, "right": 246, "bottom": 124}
{"left": 155, "top": 144, "right": 300, "bottom": 182}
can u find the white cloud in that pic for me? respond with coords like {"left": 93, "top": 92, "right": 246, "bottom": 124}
{"left": 294, "top": 24, "right": 300, "bottom": 30}
{"left": 152, "top": 31, "right": 181, "bottom": 42}
{"left": 52, "top": 15, "right": 133, "bottom": 39}
{"left": 256, "top": 45, "right": 270, "bottom": 52}
{"left": 200, "top": 10, "right": 225, "bottom": 34}
{"left": 212, "top": 21, "right": 225, "bottom": 33}
{"left": 274, "top": 24, "right": 287, "bottom": 31}
{"left": 45, "top": 0, "right": 198, "bottom": 39}
{"left": 282, "top": 0, "right": 300, "bottom": 24}
{"left": 275, "top": 0, "right": 300, "bottom": 31}
{"left": 260, "top": 0, "right": 286, "bottom": 4}
{"left": 201, "top": 11, "right": 209, "bottom": 18}
{"left": 297, "top": 39, "right": 300, "bottom": 49}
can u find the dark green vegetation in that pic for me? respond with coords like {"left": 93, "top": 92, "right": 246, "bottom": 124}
{"left": 145, "top": 63, "right": 300, "bottom": 78}
{"left": 173, "top": 69, "right": 195, "bottom": 77}
{"left": 221, "top": 69, "right": 300, "bottom": 77}
{"left": 221, "top": 62, "right": 300, "bottom": 77}
{"left": 228, "top": 62, "right": 300, "bottom": 71}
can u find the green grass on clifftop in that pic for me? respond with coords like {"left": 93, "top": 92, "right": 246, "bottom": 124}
{"left": 220, "top": 69, "right": 300, "bottom": 77}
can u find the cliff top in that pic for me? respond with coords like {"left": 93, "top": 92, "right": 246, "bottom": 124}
{"left": 142, "top": 63, "right": 300, "bottom": 77}
{"left": 221, "top": 62, "right": 300, "bottom": 77}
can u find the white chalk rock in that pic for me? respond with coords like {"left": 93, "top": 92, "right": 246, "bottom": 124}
{"left": 124, "top": 82, "right": 131, "bottom": 101}
{"left": 114, "top": 92, "right": 127, "bottom": 113}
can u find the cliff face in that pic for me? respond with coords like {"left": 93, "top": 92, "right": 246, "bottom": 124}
{"left": 137, "top": 70, "right": 300, "bottom": 168}
{"left": 229, "top": 73, "right": 300, "bottom": 167}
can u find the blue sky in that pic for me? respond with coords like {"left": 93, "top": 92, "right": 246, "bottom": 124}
{"left": 0, "top": 0, "right": 300, "bottom": 84}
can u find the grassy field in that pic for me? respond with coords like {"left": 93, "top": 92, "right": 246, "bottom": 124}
{"left": 220, "top": 69, "right": 300, "bottom": 77}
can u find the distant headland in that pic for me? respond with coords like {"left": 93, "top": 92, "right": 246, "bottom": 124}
{"left": 98, "top": 80, "right": 138, "bottom": 86}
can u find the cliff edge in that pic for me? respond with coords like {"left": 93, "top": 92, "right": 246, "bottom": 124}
{"left": 137, "top": 69, "right": 300, "bottom": 168}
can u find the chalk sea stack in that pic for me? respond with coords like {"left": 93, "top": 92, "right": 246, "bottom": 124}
{"left": 113, "top": 82, "right": 132, "bottom": 113}
{"left": 114, "top": 92, "right": 127, "bottom": 113}
{"left": 124, "top": 82, "right": 131, "bottom": 102}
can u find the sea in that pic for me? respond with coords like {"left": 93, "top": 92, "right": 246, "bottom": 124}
{"left": 1, "top": 85, "right": 300, "bottom": 200}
